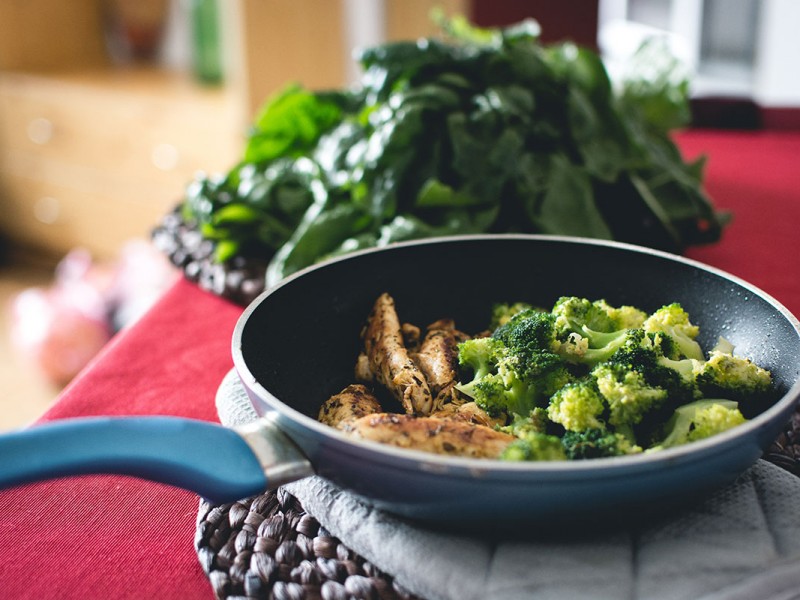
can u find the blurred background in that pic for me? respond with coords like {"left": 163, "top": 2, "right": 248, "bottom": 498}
{"left": 1, "top": 0, "right": 798, "bottom": 431}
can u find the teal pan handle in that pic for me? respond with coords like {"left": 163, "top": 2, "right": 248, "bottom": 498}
{"left": 0, "top": 416, "right": 310, "bottom": 504}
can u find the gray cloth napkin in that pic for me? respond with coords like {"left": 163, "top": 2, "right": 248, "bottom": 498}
{"left": 216, "top": 369, "right": 800, "bottom": 600}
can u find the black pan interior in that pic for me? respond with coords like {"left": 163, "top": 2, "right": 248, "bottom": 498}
{"left": 240, "top": 237, "right": 800, "bottom": 420}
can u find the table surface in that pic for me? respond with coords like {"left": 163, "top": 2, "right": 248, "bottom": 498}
{"left": 1, "top": 129, "right": 799, "bottom": 599}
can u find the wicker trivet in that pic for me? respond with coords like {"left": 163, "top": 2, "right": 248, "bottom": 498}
{"left": 195, "top": 487, "right": 422, "bottom": 600}
{"left": 152, "top": 209, "right": 269, "bottom": 306}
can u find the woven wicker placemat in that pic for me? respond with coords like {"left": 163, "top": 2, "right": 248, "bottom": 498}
{"left": 195, "top": 487, "right": 422, "bottom": 600}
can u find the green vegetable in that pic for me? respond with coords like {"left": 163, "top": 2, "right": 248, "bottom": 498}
{"left": 178, "top": 15, "right": 729, "bottom": 287}
{"left": 452, "top": 297, "right": 772, "bottom": 461}
{"left": 502, "top": 432, "right": 566, "bottom": 461}
{"left": 652, "top": 399, "right": 746, "bottom": 449}
{"left": 561, "top": 427, "right": 643, "bottom": 460}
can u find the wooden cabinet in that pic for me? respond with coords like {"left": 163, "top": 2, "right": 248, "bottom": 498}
{"left": 0, "top": 69, "right": 245, "bottom": 259}
{"left": 0, "top": 0, "right": 465, "bottom": 259}
{"left": 0, "top": 68, "right": 245, "bottom": 259}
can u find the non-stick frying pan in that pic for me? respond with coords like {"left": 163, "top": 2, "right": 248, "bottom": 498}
{"left": 3, "top": 235, "right": 800, "bottom": 524}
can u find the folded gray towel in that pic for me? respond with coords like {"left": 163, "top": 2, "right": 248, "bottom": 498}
{"left": 216, "top": 369, "right": 800, "bottom": 600}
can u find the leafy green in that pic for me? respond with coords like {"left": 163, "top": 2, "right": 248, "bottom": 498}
{"left": 177, "top": 15, "right": 729, "bottom": 289}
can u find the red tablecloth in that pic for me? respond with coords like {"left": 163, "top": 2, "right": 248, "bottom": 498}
{"left": 1, "top": 129, "right": 799, "bottom": 599}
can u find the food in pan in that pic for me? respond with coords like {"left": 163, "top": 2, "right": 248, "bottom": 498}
{"left": 318, "top": 293, "right": 773, "bottom": 461}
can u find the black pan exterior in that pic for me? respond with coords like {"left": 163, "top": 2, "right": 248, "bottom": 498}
{"left": 233, "top": 235, "right": 800, "bottom": 523}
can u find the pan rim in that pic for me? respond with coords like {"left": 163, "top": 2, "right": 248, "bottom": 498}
{"left": 232, "top": 233, "right": 800, "bottom": 477}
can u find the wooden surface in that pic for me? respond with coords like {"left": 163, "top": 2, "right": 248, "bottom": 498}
{"left": 0, "top": 68, "right": 246, "bottom": 260}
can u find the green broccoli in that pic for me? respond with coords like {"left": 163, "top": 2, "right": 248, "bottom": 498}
{"left": 695, "top": 350, "right": 772, "bottom": 405}
{"left": 549, "top": 297, "right": 648, "bottom": 366}
{"left": 457, "top": 313, "right": 573, "bottom": 419}
{"left": 639, "top": 329, "right": 772, "bottom": 410}
{"left": 501, "top": 432, "right": 567, "bottom": 461}
{"left": 455, "top": 296, "right": 770, "bottom": 462}
{"left": 458, "top": 350, "right": 573, "bottom": 418}
{"left": 604, "top": 329, "right": 700, "bottom": 405}
{"left": 490, "top": 302, "right": 538, "bottom": 329}
{"left": 492, "top": 309, "right": 561, "bottom": 355}
{"left": 457, "top": 336, "right": 507, "bottom": 380}
{"left": 561, "top": 427, "right": 643, "bottom": 460}
{"left": 591, "top": 362, "right": 669, "bottom": 429}
{"left": 652, "top": 399, "right": 746, "bottom": 449}
{"left": 546, "top": 380, "right": 605, "bottom": 432}
{"left": 642, "top": 303, "right": 704, "bottom": 360}
{"left": 552, "top": 296, "right": 646, "bottom": 334}
{"left": 500, "top": 408, "right": 550, "bottom": 437}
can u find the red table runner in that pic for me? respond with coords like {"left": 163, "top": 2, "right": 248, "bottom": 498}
{"left": 1, "top": 129, "right": 799, "bottom": 599}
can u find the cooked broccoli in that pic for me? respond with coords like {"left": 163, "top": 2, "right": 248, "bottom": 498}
{"left": 652, "top": 399, "right": 746, "bottom": 449}
{"left": 561, "top": 427, "right": 643, "bottom": 460}
{"left": 501, "top": 432, "right": 567, "bottom": 461}
{"left": 552, "top": 296, "right": 646, "bottom": 334}
{"left": 490, "top": 302, "right": 538, "bottom": 329}
{"left": 457, "top": 336, "right": 507, "bottom": 380}
{"left": 642, "top": 303, "right": 704, "bottom": 360}
{"left": 547, "top": 380, "right": 605, "bottom": 432}
{"left": 500, "top": 408, "right": 550, "bottom": 437}
{"left": 492, "top": 308, "right": 561, "bottom": 355}
{"left": 454, "top": 296, "right": 771, "bottom": 462}
{"left": 604, "top": 329, "right": 700, "bottom": 406}
{"left": 695, "top": 350, "right": 773, "bottom": 406}
{"left": 549, "top": 297, "right": 648, "bottom": 366}
{"left": 458, "top": 349, "right": 573, "bottom": 418}
{"left": 591, "top": 362, "right": 669, "bottom": 428}
{"left": 457, "top": 313, "right": 573, "bottom": 418}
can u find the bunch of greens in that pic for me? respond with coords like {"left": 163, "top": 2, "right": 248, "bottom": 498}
{"left": 180, "top": 15, "right": 728, "bottom": 288}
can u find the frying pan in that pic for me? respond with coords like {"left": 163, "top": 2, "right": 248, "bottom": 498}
{"left": 2, "top": 235, "right": 800, "bottom": 524}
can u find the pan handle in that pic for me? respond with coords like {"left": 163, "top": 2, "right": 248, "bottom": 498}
{"left": 0, "top": 416, "right": 312, "bottom": 504}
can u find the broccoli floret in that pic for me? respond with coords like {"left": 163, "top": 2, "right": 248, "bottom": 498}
{"left": 597, "top": 299, "right": 648, "bottom": 330}
{"left": 457, "top": 336, "right": 507, "bottom": 379}
{"left": 490, "top": 302, "right": 538, "bottom": 329}
{"left": 460, "top": 372, "right": 509, "bottom": 417}
{"left": 489, "top": 351, "right": 572, "bottom": 417}
{"left": 493, "top": 309, "right": 561, "bottom": 355}
{"left": 605, "top": 330, "right": 700, "bottom": 405}
{"left": 592, "top": 363, "right": 669, "bottom": 428}
{"left": 549, "top": 297, "right": 648, "bottom": 366}
{"left": 456, "top": 335, "right": 572, "bottom": 419}
{"left": 499, "top": 408, "right": 550, "bottom": 437}
{"left": 561, "top": 427, "right": 643, "bottom": 460}
{"left": 501, "top": 432, "right": 566, "bottom": 461}
{"left": 547, "top": 380, "right": 605, "bottom": 432}
{"left": 652, "top": 399, "right": 746, "bottom": 449}
{"left": 695, "top": 350, "right": 772, "bottom": 405}
{"left": 552, "top": 296, "right": 644, "bottom": 334}
{"left": 643, "top": 303, "right": 704, "bottom": 360}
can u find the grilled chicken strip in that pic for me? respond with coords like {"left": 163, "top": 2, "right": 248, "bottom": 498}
{"left": 354, "top": 352, "right": 373, "bottom": 383}
{"left": 401, "top": 323, "right": 422, "bottom": 354}
{"left": 412, "top": 318, "right": 469, "bottom": 399}
{"left": 431, "top": 400, "right": 505, "bottom": 429}
{"left": 318, "top": 384, "right": 382, "bottom": 428}
{"left": 363, "top": 293, "right": 433, "bottom": 415}
{"left": 342, "top": 413, "right": 514, "bottom": 459}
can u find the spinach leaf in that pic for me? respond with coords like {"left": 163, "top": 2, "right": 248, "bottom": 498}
{"left": 176, "top": 15, "right": 728, "bottom": 293}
